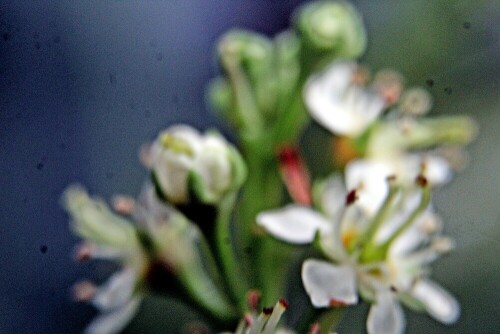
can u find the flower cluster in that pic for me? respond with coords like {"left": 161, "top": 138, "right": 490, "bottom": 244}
{"left": 62, "top": 1, "right": 477, "bottom": 333}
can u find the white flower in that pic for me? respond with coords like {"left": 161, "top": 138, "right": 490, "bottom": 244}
{"left": 257, "top": 170, "right": 459, "bottom": 334}
{"left": 150, "top": 125, "right": 240, "bottom": 204}
{"left": 304, "top": 61, "right": 386, "bottom": 137}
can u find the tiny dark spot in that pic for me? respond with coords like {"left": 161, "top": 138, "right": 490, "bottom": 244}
{"left": 34, "top": 41, "right": 41, "bottom": 50}
{"left": 53, "top": 35, "right": 60, "bottom": 43}
{"left": 36, "top": 162, "right": 44, "bottom": 170}
{"left": 463, "top": 22, "right": 471, "bottom": 29}
{"left": 105, "top": 172, "right": 114, "bottom": 179}
{"left": 444, "top": 87, "right": 452, "bottom": 95}
{"left": 40, "top": 245, "right": 48, "bottom": 254}
{"left": 390, "top": 285, "right": 398, "bottom": 292}
{"left": 244, "top": 246, "right": 252, "bottom": 254}
{"left": 426, "top": 79, "right": 434, "bottom": 87}
{"left": 156, "top": 52, "right": 163, "bottom": 61}
{"left": 2, "top": 33, "right": 10, "bottom": 41}
{"left": 109, "top": 72, "right": 116, "bottom": 85}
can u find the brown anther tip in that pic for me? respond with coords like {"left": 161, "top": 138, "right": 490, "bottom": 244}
{"left": 386, "top": 175, "right": 397, "bottom": 182}
{"left": 329, "top": 299, "right": 347, "bottom": 308}
{"left": 279, "top": 298, "right": 289, "bottom": 309}
{"left": 415, "top": 175, "right": 428, "bottom": 187}
{"left": 345, "top": 189, "right": 358, "bottom": 206}
{"left": 262, "top": 307, "right": 274, "bottom": 315}
{"left": 309, "top": 323, "right": 321, "bottom": 334}
{"left": 390, "top": 285, "right": 398, "bottom": 293}
{"left": 247, "top": 290, "right": 261, "bottom": 311}
{"left": 74, "top": 244, "right": 92, "bottom": 262}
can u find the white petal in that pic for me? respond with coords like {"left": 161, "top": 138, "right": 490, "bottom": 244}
{"left": 345, "top": 160, "right": 391, "bottom": 216}
{"left": 367, "top": 292, "right": 405, "bottom": 334}
{"left": 301, "top": 259, "right": 358, "bottom": 307}
{"left": 256, "top": 205, "right": 331, "bottom": 244}
{"left": 84, "top": 298, "right": 141, "bottom": 334}
{"left": 411, "top": 279, "right": 460, "bottom": 324}
{"left": 92, "top": 268, "right": 137, "bottom": 311}
{"left": 304, "top": 62, "right": 385, "bottom": 136}
{"left": 421, "top": 155, "right": 452, "bottom": 185}
{"left": 319, "top": 175, "right": 346, "bottom": 220}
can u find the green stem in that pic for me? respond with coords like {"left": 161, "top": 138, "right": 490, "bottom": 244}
{"left": 216, "top": 191, "right": 250, "bottom": 311}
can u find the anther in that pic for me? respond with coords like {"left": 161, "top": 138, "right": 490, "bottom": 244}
{"left": 73, "top": 243, "right": 92, "bottom": 262}
{"left": 415, "top": 175, "right": 428, "bottom": 187}
{"left": 262, "top": 307, "right": 274, "bottom": 315}
{"left": 309, "top": 323, "right": 321, "bottom": 334}
{"left": 247, "top": 289, "right": 261, "bottom": 311}
{"left": 345, "top": 189, "right": 358, "bottom": 206}
{"left": 278, "top": 298, "right": 289, "bottom": 309}
{"left": 329, "top": 299, "right": 347, "bottom": 307}
{"left": 72, "top": 281, "right": 96, "bottom": 302}
{"left": 111, "top": 195, "right": 136, "bottom": 215}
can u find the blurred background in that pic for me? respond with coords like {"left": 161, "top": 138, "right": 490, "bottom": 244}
{"left": 0, "top": 0, "right": 498, "bottom": 333}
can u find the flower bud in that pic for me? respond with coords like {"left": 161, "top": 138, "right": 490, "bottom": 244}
{"left": 294, "top": 1, "right": 367, "bottom": 58}
{"left": 150, "top": 125, "right": 246, "bottom": 205}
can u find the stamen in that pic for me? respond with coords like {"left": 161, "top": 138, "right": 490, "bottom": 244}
{"left": 247, "top": 289, "right": 261, "bottom": 311}
{"left": 111, "top": 195, "right": 136, "bottom": 215}
{"left": 249, "top": 307, "right": 272, "bottom": 334}
{"left": 262, "top": 299, "right": 288, "bottom": 334}
{"left": 72, "top": 281, "right": 96, "bottom": 302}
{"left": 309, "top": 323, "right": 321, "bottom": 334}
{"left": 384, "top": 185, "right": 431, "bottom": 247}
{"left": 354, "top": 181, "right": 400, "bottom": 252}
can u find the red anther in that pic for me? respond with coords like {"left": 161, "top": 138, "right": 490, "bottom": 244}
{"left": 329, "top": 299, "right": 347, "bottom": 308}
{"left": 277, "top": 145, "right": 312, "bottom": 206}
{"left": 247, "top": 290, "right": 261, "bottom": 311}
{"left": 309, "top": 323, "right": 321, "bottom": 334}
{"left": 415, "top": 175, "right": 428, "bottom": 187}
{"left": 262, "top": 307, "right": 274, "bottom": 315}
{"left": 244, "top": 314, "right": 254, "bottom": 328}
{"left": 279, "top": 298, "right": 289, "bottom": 309}
{"left": 345, "top": 189, "right": 358, "bottom": 206}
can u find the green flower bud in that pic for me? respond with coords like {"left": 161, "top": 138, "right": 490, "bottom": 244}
{"left": 150, "top": 125, "right": 246, "bottom": 205}
{"left": 294, "top": 1, "right": 367, "bottom": 58}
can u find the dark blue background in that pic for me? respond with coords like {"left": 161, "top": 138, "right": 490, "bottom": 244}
{"left": 1, "top": 1, "right": 498, "bottom": 333}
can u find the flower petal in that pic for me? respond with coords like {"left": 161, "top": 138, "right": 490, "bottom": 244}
{"left": 345, "top": 160, "right": 391, "bottom": 216}
{"left": 301, "top": 259, "right": 358, "bottom": 307}
{"left": 256, "top": 205, "right": 330, "bottom": 244}
{"left": 367, "top": 291, "right": 405, "bottom": 334}
{"left": 304, "top": 62, "right": 385, "bottom": 136}
{"left": 411, "top": 279, "right": 460, "bottom": 324}
{"left": 92, "top": 268, "right": 137, "bottom": 311}
{"left": 84, "top": 298, "right": 141, "bottom": 334}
